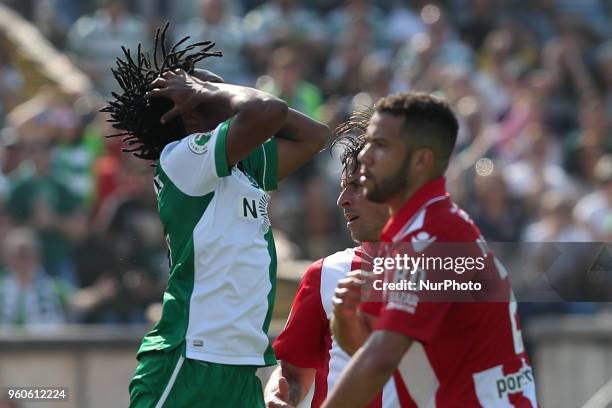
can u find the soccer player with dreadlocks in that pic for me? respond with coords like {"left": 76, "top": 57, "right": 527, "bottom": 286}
{"left": 103, "top": 24, "right": 329, "bottom": 407}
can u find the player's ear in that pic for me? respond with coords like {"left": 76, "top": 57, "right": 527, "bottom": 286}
{"left": 411, "top": 148, "right": 435, "bottom": 173}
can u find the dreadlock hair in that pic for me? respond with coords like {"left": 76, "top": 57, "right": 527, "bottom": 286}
{"left": 331, "top": 107, "right": 373, "bottom": 177}
{"left": 101, "top": 23, "right": 222, "bottom": 161}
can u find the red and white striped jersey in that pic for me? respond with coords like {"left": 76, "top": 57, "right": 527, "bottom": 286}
{"left": 273, "top": 247, "right": 404, "bottom": 408}
{"left": 362, "top": 177, "right": 539, "bottom": 407}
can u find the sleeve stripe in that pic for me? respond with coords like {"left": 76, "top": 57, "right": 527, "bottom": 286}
{"left": 214, "top": 120, "right": 231, "bottom": 177}
{"left": 262, "top": 145, "right": 267, "bottom": 191}
{"left": 264, "top": 139, "right": 278, "bottom": 191}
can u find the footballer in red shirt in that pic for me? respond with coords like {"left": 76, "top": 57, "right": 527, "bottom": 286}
{"left": 324, "top": 93, "right": 538, "bottom": 408}
{"left": 265, "top": 122, "right": 406, "bottom": 407}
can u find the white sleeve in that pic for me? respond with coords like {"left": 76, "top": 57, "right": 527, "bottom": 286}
{"left": 159, "top": 119, "right": 231, "bottom": 196}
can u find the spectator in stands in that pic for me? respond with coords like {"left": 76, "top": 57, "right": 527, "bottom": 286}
{"left": 574, "top": 155, "right": 612, "bottom": 240}
{"left": 471, "top": 169, "right": 527, "bottom": 242}
{"left": 0, "top": 227, "right": 72, "bottom": 325}
{"left": 453, "top": 0, "right": 498, "bottom": 51}
{"left": 542, "top": 18, "right": 602, "bottom": 126}
{"left": 6, "top": 135, "right": 81, "bottom": 284}
{"left": 67, "top": 0, "right": 149, "bottom": 94}
{"left": 595, "top": 40, "right": 612, "bottom": 118}
{"left": 50, "top": 103, "right": 96, "bottom": 206}
{"left": 395, "top": 3, "right": 473, "bottom": 91}
{"left": 523, "top": 190, "right": 592, "bottom": 242}
{"left": 324, "top": 22, "right": 371, "bottom": 97}
{"left": 174, "top": 0, "right": 250, "bottom": 85}
{"left": 384, "top": 0, "right": 425, "bottom": 49}
{"left": 0, "top": 127, "right": 22, "bottom": 200}
{"left": 563, "top": 98, "right": 611, "bottom": 182}
{"left": 243, "top": 0, "right": 324, "bottom": 72}
{"left": 258, "top": 46, "right": 323, "bottom": 119}
{"left": 504, "top": 126, "right": 574, "bottom": 216}
{"left": 327, "top": 0, "right": 386, "bottom": 49}
{"left": 356, "top": 53, "right": 393, "bottom": 107}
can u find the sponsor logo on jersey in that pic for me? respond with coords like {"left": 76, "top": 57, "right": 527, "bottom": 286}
{"left": 387, "top": 294, "right": 419, "bottom": 314}
{"left": 411, "top": 231, "right": 436, "bottom": 253}
{"left": 495, "top": 366, "right": 534, "bottom": 398}
{"left": 188, "top": 133, "right": 211, "bottom": 154}
{"left": 240, "top": 194, "right": 272, "bottom": 234}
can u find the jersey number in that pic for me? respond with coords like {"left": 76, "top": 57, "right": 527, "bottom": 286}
{"left": 477, "top": 236, "right": 525, "bottom": 355}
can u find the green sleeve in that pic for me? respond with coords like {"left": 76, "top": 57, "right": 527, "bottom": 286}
{"left": 214, "top": 119, "right": 231, "bottom": 177}
{"left": 240, "top": 139, "right": 279, "bottom": 192}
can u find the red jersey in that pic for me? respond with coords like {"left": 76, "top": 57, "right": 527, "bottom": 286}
{"left": 361, "top": 177, "right": 538, "bottom": 408}
{"left": 274, "top": 247, "right": 404, "bottom": 408}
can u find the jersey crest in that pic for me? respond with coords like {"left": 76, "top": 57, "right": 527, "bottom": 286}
{"left": 187, "top": 133, "right": 211, "bottom": 154}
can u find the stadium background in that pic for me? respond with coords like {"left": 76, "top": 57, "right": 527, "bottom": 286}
{"left": 0, "top": 0, "right": 610, "bottom": 406}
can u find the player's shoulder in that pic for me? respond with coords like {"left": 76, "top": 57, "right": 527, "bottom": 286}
{"left": 324, "top": 247, "right": 361, "bottom": 275}
{"left": 407, "top": 198, "right": 481, "bottom": 243}
{"left": 302, "top": 248, "right": 355, "bottom": 288}
{"left": 323, "top": 247, "right": 357, "bottom": 267}
{"left": 160, "top": 132, "right": 210, "bottom": 160}
{"left": 300, "top": 247, "right": 355, "bottom": 280}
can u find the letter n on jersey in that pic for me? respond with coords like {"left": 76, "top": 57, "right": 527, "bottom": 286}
{"left": 242, "top": 197, "right": 258, "bottom": 219}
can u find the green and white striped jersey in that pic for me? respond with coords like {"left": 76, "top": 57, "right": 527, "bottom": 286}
{"left": 138, "top": 118, "right": 278, "bottom": 367}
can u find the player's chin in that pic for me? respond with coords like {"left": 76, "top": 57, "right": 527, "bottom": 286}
{"left": 348, "top": 223, "right": 364, "bottom": 242}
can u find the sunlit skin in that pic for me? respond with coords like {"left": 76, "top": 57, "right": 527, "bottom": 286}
{"left": 337, "top": 168, "right": 389, "bottom": 243}
{"left": 357, "top": 111, "right": 437, "bottom": 214}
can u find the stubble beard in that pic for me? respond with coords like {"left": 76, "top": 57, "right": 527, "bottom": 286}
{"left": 364, "top": 158, "right": 411, "bottom": 204}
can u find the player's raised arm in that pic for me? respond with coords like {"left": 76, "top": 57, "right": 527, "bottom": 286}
{"left": 274, "top": 108, "right": 329, "bottom": 181}
{"left": 189, "top": 68, "right": 330, "bottom": 175}
{"left": 148, "top": 69, "right": 288, "bottom": 166}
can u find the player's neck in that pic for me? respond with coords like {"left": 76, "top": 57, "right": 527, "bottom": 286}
{"left": 359, "top": 242, "right": 378, "bottom": 258}
{"left": 388, "top": 183, "right": 422, "bottom": 215}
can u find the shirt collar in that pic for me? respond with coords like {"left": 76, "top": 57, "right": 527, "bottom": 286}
{"left": 356, "top": 244, "right": 376, "bottom": 261}
{"left": 380, "top": 177, "right": 449, "bottom": 242}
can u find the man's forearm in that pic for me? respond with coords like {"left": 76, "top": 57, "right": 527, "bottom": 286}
{"left": 275, "top": 108, "right": 328, "bottom": 142}
{"left": 264, "top": 366, "right": 303, "bottom": 406}
{"left": 273, "top": 108, "right": 329, "bottom": 180}
{"left": 285, "top": 371, "right": 308, "bottom": 405}
{"left": 331, "top": 311, "right": 371, "bottom": 355}
{"left": 192, "top": 80, "right": 287, "bottom": 121}
{"left": 264, "top": 361, "right": 316, "bottom": 407}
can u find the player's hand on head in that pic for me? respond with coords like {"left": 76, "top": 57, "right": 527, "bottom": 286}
{"left": 265, "top": 376, "right": 295, "bottom": 408}
{"left": 191, "top": 68, "right": 225, "bottom": 83}
{"left": 147, "top": 69, "right": 212, "bottom": 124}
{"left": 332, "top": 270, "right": 366, "bottom": 319}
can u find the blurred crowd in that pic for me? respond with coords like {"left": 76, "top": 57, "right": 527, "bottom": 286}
{"left": 0, "top": 0, "right": 610, "bottom": 326}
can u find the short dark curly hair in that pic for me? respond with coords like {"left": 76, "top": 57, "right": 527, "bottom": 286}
{"left": 375, "top": 92, "right": 459, "bottom": 175}
{"left": 101, "top": 23, "right": 222, "bottom": 161}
